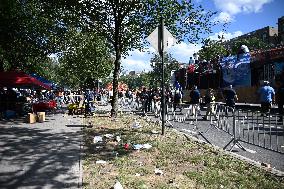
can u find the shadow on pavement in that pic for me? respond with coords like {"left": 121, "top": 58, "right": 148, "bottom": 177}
{"left": 0, "top": 126, "right": 81, "bottom": 189}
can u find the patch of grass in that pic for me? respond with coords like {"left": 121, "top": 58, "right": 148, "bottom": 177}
{"left": 83, "top": 113, "right": 284, "bottom": 189}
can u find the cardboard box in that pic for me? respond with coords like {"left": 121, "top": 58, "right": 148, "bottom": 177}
{"left": 37, "top": 112, "right": 45, "bottom": 122}
{"left": 27, "top": 113, "right": 37, "bottom": 124}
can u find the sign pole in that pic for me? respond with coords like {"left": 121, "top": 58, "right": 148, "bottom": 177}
{"left": 158, "top": 18, "right": 165, "bottom": 135}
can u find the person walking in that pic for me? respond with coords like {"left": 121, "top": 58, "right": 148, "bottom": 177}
{"left": 258, "top": 81, "right": 275, "bottom": 116}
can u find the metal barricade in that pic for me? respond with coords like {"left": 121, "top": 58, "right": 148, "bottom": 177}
{"left": 166, "top": 103, "right": 200, "bottom": 124}
{"left": 234, "top": 109, "right": 284, "bottom": 153}
{"left": 211, "top": 104, "right": 284, "bottom": 153}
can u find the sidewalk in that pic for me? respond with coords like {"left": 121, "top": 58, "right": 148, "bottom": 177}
{"left": 0, "top": 112, "right": 84, "bottom": 189}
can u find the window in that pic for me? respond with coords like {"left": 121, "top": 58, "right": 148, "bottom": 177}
{"left": 262, "top": 33, "right": 267, "bottom": 41}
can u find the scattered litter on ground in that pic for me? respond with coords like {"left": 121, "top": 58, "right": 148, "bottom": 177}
{"left": 133, "top": 144, "right": 143, "bottom": 150}
{"left": 151, "top": 130, "right": 159, "bottom": 134}
{"left": 114, "top": 181, "right": 123, "bottom": 189}
{"left": 142, "top": 143, "right": 152, "bottom": 149}
{"left": 116, "top": 136, "right": 121, "bottom": 142}
{"left": 124, "top": 143, "right": 131, "bottom": 150}
{"left": 96, "top": 160, "right": 107, "bottom": 164}
{"left": 113, "top": 151, "right": 119, "bottom": 157}
{"left": 93, "top": 136, "right": 103, "bottom": 143}
{"left": 154, "top": 168, "right": 163, "bottom": 175}
{"left": 132, "top": 119, "right": 142, "bottom": 129}
{"left": 104, "top": 134, "right": 114, "bottom": 138}
{"left": 261, "top": 162, "right": 271, "bottom": 169}
{"left": 135, "top": 173, "right": 141, "bottom": 176}
{"left": 133, "top": 143, "right": 152, "bottom": 150}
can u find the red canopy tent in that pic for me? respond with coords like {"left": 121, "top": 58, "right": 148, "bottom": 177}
{"left": 0, "top": 71, "right": 51, "bottom": 90}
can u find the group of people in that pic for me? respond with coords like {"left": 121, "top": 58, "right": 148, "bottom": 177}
{"left": 0, "top": 88, "right": 61, "bottom": 118}
{"left": 125, "top": 80, "right": 284, "bottom": 122}
{"left": 136, "top": 87, "right": 177, "bottom": 117}
{"left": 1, "top": 81, "right": 283, "bottom": 121}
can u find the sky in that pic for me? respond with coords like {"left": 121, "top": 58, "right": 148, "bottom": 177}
{"left": 121, "top": 0, "right": 284, "bottom": 73}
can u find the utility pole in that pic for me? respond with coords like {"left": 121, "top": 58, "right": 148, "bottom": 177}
{"left": 158, "top": 18, "right": 165, "bottom": 135}
{"left": 146, "top": 15, "right": 176, "bottom": 135}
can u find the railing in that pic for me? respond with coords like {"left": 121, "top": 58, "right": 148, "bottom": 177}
{"left": 116, "top": 97, "right": 284, "bottom": 153}
{"left": 212, "top": 104, "right": 284, "bottom": 153}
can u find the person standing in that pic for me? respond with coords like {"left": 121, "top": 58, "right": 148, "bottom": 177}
{"left": 277, "top": 84, "right": 284, "bottom": 122}
{"left": 147, "top": 88, "right": 154, "bottom": 112}
{"left": 173, "top": 89, "right": 182, "bottom": 112}
{"left": 140, "top": 87, "right": 149, "bottom": 115}
{"left": 203, "top": 88, "right": 218, "bottom": 120}
{"left": 152, "top": 88, "right": 161, "bottom": 117}
{"left": 190, "top": 85, "right": 201, "bottom": 116}
{"left": 258, "top": 81, "right": 275, "bottom": 116}
{"left": 223, "top": 85, "right": 238, "bottom": 109}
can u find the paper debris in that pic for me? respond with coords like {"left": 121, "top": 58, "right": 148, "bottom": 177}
{"left": 133, "top": 144, "right": 143, "bottom": 150}
{"left": 96, "top": 160, "right": 107, "bottom": 164}
{"left": 132, "top": 120, "right": 142, "bottom": 129}
{"left": 114, "top": 181, "right": 123, "bottom": 189}
{"left": 261, "top": 162, "right": 271, "bottom": 169}
{"left": 93, "top": 136, "right": 103, "bottom": 143}
{"left": 155, "top": 168, "right": 163, "bottom": 175}
{"left": 104, "top": 134, "right": 114, "bottom": 138}
{"left": 116, "top": 136, "right": 121, "bottom": 142}
{"left": 151, "top": 130, "right": 159, "bottom": 134}
{"left": 133, "top": 143, "right": 152, "bottom": 150}
{"left": 142, "top": 143, "right": 152, "bottom": 149}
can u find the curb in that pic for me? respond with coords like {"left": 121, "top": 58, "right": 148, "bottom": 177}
{"left": 176, "top": 128, "right": 284, "bottom": 177}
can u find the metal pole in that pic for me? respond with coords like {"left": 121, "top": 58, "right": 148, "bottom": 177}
{"left": 159, "top": 18, "right": 165, "bottom": 135}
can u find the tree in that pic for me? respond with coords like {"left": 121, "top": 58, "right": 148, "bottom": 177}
{"left": 230, "top": 37, "right": 269, "bottom": 55}
{"left": 57, "top": 30, "right": 113, "bottom": 89}
{"left": 0, "top": 0, "right": 74, "bottom": 71}
{"left": 149, "top": 53, "right": 179, "bottom": 88}
{"left": 198, "top": 38, "right": 227, "bottom": 61}
{"left": 119, "top": 72, "right": 151, "bottom": 89}
{"left": 72, "top": 0, "right": 218, "bottom": 116}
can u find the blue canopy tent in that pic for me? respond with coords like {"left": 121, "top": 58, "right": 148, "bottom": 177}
{"left": 29, "top": 73, "right": 57, "bottom": 90}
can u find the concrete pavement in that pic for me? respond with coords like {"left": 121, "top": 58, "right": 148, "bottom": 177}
{"left": 0, "top": 112, "right": 84, "bottom": 189}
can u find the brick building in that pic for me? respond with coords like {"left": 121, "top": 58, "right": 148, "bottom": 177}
{"left": 278, "top": 16, "right": 284, "bottom": 45}
{"left": 227, "top": 16, "right": 284, "bottom": 48}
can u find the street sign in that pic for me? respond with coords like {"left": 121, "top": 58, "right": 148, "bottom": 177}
{"left": 147, "top": 26, "right": 177, "bottom": 53}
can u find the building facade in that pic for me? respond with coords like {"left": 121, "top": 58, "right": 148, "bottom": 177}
{"left": 226, "top": 16, "right": 284, "bottom": 49}
{"left": 278, "top": 16, "right": 284, "bottom": 45}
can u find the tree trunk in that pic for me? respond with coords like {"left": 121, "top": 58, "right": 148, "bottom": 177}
{"left": 111, "top": 49, "right": 121, "bottom": 117}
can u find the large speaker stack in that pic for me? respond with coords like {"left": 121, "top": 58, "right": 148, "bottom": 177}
{"left": 178, "top": 68, "right": 186, "bottom": 89}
